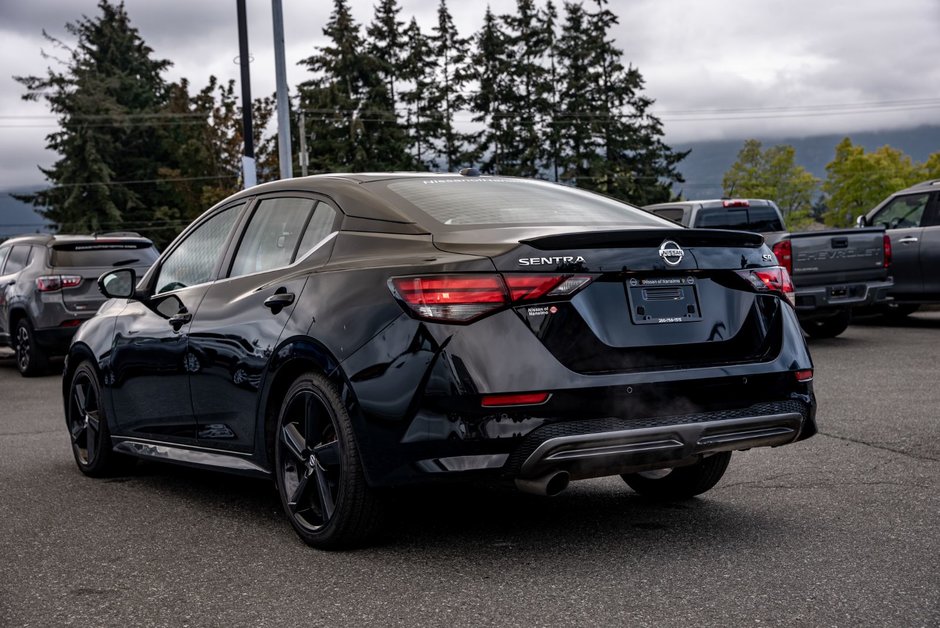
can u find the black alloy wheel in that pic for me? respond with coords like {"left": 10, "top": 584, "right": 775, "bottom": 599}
{"left": 622, "top": 451, "right": 732, "bottom": 500}
{"left": 67, "top": 361, "right": 130, "bottom": 476}
{"left": 274, "top": 372, "right": 383, "bottom": 549}
{"left": 15, "top": 318, "right": 47, "bottom": 376}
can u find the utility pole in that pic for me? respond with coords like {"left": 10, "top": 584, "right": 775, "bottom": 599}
{"left": 271, "top": 0, "right": 293, "bottom": 179}
{"left": 298, "top": 112, "right": 309, "bottom": 176}
{"left": 236, "top": 0, "right": 256, "bottom": 188}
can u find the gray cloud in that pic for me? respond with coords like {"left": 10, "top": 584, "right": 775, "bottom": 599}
{"left": 1, "top": 0, "right": 938, "bottom": 188}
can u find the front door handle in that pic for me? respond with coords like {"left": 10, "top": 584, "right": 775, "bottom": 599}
{"left": 168, "top": 312, "right": 192, "bottom": 331}
{"left": 897, "top": 236, "right": 919, "bottom": 244}
{"left": 263, "top": 292, "right": 295, "bottom": 314}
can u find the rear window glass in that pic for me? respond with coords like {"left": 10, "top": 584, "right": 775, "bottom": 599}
{"left": 378, "top": 178, "right": 675, "bottom": 229}
{"left": 696, "top": 206, "right": 783, "bottom": 232}
{"left": 51, "top": 242, "right": 159, "bottom": 267}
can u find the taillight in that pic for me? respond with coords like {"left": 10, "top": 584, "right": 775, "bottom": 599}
{"left": 883, "top": 234, "right": 892, "bottom": 268}
{"left": 36, "top": 275, "right": 82, "bottom": 292}
{"left": 736, "top": 267, "right": 795, "bottom": 306}
{"left": 771, "top": 239, "right": 792, "bottom": 275}
{"left": 794, "top": 369, "right": 813, "bottom": 382}
{"left": 390, "top": 274, "right": 594, "bottom": 323}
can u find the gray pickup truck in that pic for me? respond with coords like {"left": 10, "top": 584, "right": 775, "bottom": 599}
{"left": 644, "top": 198, "right": 893, "bottom": 338}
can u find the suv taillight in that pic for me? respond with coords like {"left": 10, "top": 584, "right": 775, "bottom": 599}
{"left": 736, "top": 267, "right": 795, "bottom": 306}
{"left": 389, "top": 274, "right": 594, "bottom": 323}
{"left": 771, "top": 239, "right": 793, "bottom": 275}
{"left": 883, "top": 234, "right": 892, "bottom": 268}
{"left": 36, "top": 275, "right": 82, "bottom": 292}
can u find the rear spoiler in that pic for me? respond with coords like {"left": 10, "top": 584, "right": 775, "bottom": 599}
{"left": 521, "top": 228, "right": 764, "bottom": 250}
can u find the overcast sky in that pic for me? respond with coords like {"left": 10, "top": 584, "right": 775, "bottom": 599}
{"left": 1, "top": 0, "right": 938, "bottom": 189}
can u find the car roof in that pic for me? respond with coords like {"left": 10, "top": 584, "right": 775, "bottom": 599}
{"left": 894, "top": 179, "right": 940, "bottom": 194}
{"left": 645, "top": 199, "right": 777, "bottom": 209}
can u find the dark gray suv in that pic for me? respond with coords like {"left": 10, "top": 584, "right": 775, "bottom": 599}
{"left": 0, "top": 233, "right": 158, "bottom": 375}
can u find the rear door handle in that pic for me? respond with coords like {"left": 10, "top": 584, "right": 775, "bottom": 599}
{"left": 897, "top": 237, "right": 919, "bottom": 244}
{"left": 168, "top": 312, "right": 192, "bottom": 331}
{"left": 263, "top": 292, "right": 295, "bottom": 314}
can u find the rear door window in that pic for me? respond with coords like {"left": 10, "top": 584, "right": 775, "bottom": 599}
{"left": 3, "top": 245, "right": 31, "bottom": 274}
{"left": 229, "top": 197, "right": 318, "bottom": 278}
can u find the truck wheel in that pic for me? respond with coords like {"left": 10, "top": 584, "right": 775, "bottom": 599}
{"left": 803, "top": 309, "right": 851, "bottom": 339}
{"left": 880, "top": 303, "right": 919, "bottom": 321}
{"left": 622, "top": 452, "right": 732, "bottom": 499}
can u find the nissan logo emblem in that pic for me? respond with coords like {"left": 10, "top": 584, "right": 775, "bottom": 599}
{"left": 659, "top": 240, "right": 684, "bottom": 265}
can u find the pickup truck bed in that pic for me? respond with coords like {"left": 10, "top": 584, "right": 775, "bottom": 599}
{"left": 644, "top": 199, "right": 893, "bottom": 337}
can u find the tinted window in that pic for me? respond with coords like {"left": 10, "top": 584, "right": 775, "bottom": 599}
{"left": 51, "top": 242, "right": 159, "bottom": 267}
{"left": 296, "top": 203, "right": 338, "bottom": 259}
{"left": 3, "top": 246, "right": 31, "bottom": 274}
{"left": 378, "top": 179, "right": 674, "bottom": 228}
{"left": 155, "top": 204, "right": 242, "bottom": 294}
{"left": 652, "top": 208, "right": 685, "bottom": 224}
{"left": 873, "top": 193, "right": 929, "bottom": 229}
{"left": 230, "top": 198, "right": 316, "bottom": 278}
{"left": 696, "top": 206, "right": 783, "bottom": 232}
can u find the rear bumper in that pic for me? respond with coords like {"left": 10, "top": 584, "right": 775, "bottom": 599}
{"left": 795, "top": 278, "right": 893, "bottom": 312}
{"left": 509, "top": 399, "right": 812, "bottom": 481}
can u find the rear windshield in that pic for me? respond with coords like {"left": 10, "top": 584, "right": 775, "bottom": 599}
{"left": 696, "top": 205, "right": 783, "bottom": 232}
{"left": 51, "top": 242, "right": 159, "bottom": 268}
{"left": 376, "top": 178, "right": 676, "bottom": 229}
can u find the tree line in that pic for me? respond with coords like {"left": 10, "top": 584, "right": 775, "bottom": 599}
{"left": 15, "top": 0, "right": 687, "bottom": 246}
{"left": 722, "top": 138, "right": 940, "bottom": 229}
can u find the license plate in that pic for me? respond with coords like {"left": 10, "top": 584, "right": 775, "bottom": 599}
{"left": 627, "top": 276, "right": 702, "bottom": 325}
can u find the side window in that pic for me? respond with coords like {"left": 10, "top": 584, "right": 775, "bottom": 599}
{"left": 230, "top": 197, "right": 317, "bottom": 278}
{"left": 0, "top": 247, "right": 10, "bottom": 273}
{"left": 652, "top": 208, "right": 684, "bottom": 224}
{"left": 295, "top": 203, "right": 338, "bottom": 260}
{"left": 3, "top": 246, "right": 31, "bottom": 274}
{"left": 155, "top": 204, "right": 242, "bottom": 294}
{"left": 873, "top": 193, "right": 929, "bottom": 229}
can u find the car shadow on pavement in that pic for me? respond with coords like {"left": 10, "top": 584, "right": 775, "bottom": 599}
{"left": 107, "top": 460, "right": 786, "bottom": 556}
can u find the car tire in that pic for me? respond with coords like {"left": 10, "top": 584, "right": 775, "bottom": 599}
{"left": 880, "top": 303, "right": 919, "bottom": 321}
{"left": 14, "top": 318, "right": 48, "bottom": 377}
{"left": 274, "top": 372, "right": 384, "bottom": 549}
{"left": 621, "top": 452, "right": 732, "bottom": 499}
{"left": 66, "top": 361, "right": 135, "bottom": 477}
{"left": 803, "top": 309, "right": 852, "bottom": 339}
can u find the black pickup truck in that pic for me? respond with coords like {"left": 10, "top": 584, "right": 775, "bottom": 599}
{"left": 644, "top": 198, "right": 893, "bottom": 338}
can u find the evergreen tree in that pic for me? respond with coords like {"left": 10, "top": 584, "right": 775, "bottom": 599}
{"left": 399, "top": 18, "right": 437, "bottom": 169}
{"left": 555, "top": 2, "right": 598, "bottom": 187}
{"left": 541, "top": 0, "right": 562, "bottom": 181}
{"left": 427, "top": 0, "right": 472, "bottom": 171}
{"left": 366, "top": 0, "right": 405, "bottom": 105}
{"left": 298, "top": 0, "right": 411, "bottom": 172}
{"left": 16, "top": 1, "right": 172, "bottom": 233}
{"left": 498, "top": 0, "right": 552, "bottom": 177}
{"left": 469, "top": 7, "right": 513, "bottom": 173}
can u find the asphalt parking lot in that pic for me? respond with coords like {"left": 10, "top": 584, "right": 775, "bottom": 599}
{"left": 1, "top": 314, "right": 938, "bottom": 627}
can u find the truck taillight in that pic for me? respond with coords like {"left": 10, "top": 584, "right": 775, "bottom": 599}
{"left": 36, "top": 275, "right": 82, "bottom": 292}
{"left": 771, "top": 239, "right": 793, "bottom": 275}
{"left": 389, "top": 274, "right": 594, "bottom": 323}
{"left": 722, "top": 199, "right": 750, "bottom": 208}
{"left": 883, "top": 234, "right": 892, "bottom": 268}
{"left": 736, "top": 267, "right": 795, "bottom": 307}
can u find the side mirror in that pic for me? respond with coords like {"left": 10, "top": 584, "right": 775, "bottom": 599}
{"left": 98, "top": 268, "right": 137, "bottom": 299}
{"left": 856, "top": 215, "right": 868, "bottom": 228}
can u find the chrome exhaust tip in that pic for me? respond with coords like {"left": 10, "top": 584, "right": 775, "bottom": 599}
{"left": 515, "top": 470, "right": 570, "bottom": 496}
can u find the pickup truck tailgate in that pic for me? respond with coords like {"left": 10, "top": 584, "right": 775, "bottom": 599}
{"left": 789, "top": 227, "right": 886, "bottom": 285}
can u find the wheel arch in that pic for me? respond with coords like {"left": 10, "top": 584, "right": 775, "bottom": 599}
{"left": 255, "top": 335, "right": 358, "bottom": 471}
{"left": 61, "top": 342, "right": 100, "bottom": 422}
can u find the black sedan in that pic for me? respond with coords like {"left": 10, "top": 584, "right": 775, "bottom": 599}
{"left": 64, "top": 173, "right": 816, "bottom": 548}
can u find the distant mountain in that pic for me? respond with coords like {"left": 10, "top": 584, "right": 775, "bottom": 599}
{"left": 672, "top": 125, "right": 940, "bottom": 200}
{"left": 0, "top": 186, "right": 50, "bottom": 240}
